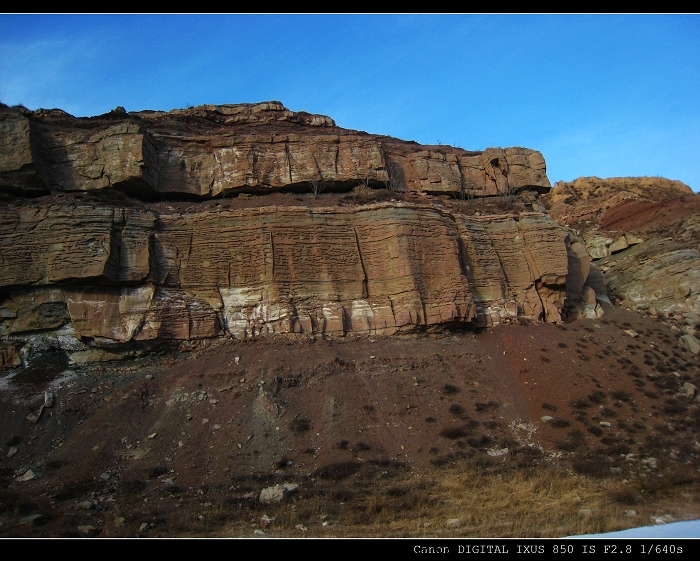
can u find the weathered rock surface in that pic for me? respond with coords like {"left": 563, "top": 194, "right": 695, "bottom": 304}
{"left": 544, "top": 176, "right": 699, "bottom": 332}
{"left": 603, "top": 241, "right": 700, "bottom": 323}
{"left": 0, "top": 198, "right": 569, "bottom": 361}
{"left": 0, "top": 101, "right": 583, "bottom": 364}
{"left": 543, "top": 176, "right": 693, "bottom": 229}
{"left": 1, "top": 102, "right": 549, "bottom": 200}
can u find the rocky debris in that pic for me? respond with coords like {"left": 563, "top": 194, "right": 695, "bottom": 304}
{"left": 447, "top": 518, "right": 461, "bottom": 528}
{"left": 7, "top": 446, "right": 18, "bottom": 458}
{"left": 26, "top": 405, "right": 44, "bottom": 423}
{"left": 16, "top": 469, "right": 36, "bottom": 482}
{"left": 679, "top": 334, "right": 700, "bottom": 355}
{"left": 585, "top": 232, "right": 643, "bottom": 260}
{"left": 681, "top": 382, "right": 697, "bottom": 399}
{"left": 78, "top": 525, "right": 97, "bottom": 535}
{"left": 19, "top": 514, "right": 42, "bottom": 526}
{"left": 487, "top": 447, "right": 509, "bottom": 457}
{"left": 259, "top": 483, "right": 299, "bottom": 504}
{"left": 260, "top": 514, "right": 276, "bottom": 527}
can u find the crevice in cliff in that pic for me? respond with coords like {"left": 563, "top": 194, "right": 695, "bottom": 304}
{"left": 147, "top": 232, "right": 161, "bottom": 284}
{"left": 112, "top": 178, "right": 160, "bottom": 201}
{"left": 186, "top": 231, "right": 194, "bottom": 268}
{"left": 284, "top": 143, "right": 294, "bottom": 184}
{"left": 268, "top": 228, "right": 276, "bottom": 281}
{"left": 353, "top": 227, "right": 369, "bottom": 299}
{"left": 533, "top": 280, "right": 548, "bottom": 322}
{"left": 104, "top": 208, "right": 125, "bottom": 281}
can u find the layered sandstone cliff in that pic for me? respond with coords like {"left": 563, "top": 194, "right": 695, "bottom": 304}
{"left": 0, "top": 197, "right": 568, "bottom": 364}
{"left": 0, "top": 102, "right": 549, "bottom": 199}
{"left": 0, "top": 101, "right": 571, "bottom": 365}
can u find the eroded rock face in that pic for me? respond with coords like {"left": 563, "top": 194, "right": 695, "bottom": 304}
{"left": 543, "top": 176, "right": 700, "bottom": 332}
{"left": 543, "top": 176, "right": 693, "bottom": 228}
{"left": 0, "top": 101, "right": 573, "bottom": 364}
{"left": 603, "top": 241, "right": 700, "bottom": 324}
{"left": 1, "top": 102, "right": 549, "bottom": 200}
{"left": 0, "top": 200, "right": 568, "bottom": 361}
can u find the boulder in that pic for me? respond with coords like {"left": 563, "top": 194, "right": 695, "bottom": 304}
{"left": 679, "top": 334, "right": 700, "bottom": 355}
{"left": 259, "top": 483, "right": 299, "bottom": 504}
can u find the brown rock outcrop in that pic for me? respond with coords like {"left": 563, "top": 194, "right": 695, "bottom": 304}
{"left": 603, "top": 241, "right": 700, "bottom": 327}
{"left": 543, "top": 176, "right": 700, "bottom": 332}
{"left": 0, "top": 198, "right": 568, "bottom": 361}
{"left": 0, "top": 101, "right": 576, "bottom": 364}
{"left": 1, "top": 102, "right": 549, "bottom": 200}
{"left": 543, "top": 176, "right": 693, "bottom": 229}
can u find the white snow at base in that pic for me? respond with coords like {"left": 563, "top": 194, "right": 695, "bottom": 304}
{"left": 571, "top": 519, "right": 700, "bottom": 538}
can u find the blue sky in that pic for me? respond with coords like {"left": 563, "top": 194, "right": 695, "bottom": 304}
{"left": 1, "top": 14, "right": 699, "bottom": 191}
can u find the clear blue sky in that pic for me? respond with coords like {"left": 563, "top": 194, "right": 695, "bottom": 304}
{"left": 1, "top": 14, "right": 699, "bottom": 191}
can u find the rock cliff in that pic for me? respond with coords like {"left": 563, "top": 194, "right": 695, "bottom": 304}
{"left": 0, "top": 101, "right": 549, "bottom": 199}
{"left": 543, "top": 177, "right": 700, "bottom": 348}
{"left": 1, "top": 102, "right": 570, "bottom": 365}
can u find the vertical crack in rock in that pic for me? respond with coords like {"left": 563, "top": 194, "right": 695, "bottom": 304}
{"left": 186, "top": 230, "right": 193, "bottom": 269}
{"left": 267, "top": 227, "right": 275, "bottom": 281}
{"left": 388, "top": 297, "right": 397, "bottom": 325}
{"left": 517, "top": 220, "right": 547, "bottom": 320}
{"left": 353, "top": 226, "right": 370, "bottom": 299}
{"left": 334, "top": 142, "right": 339, "bottom": 175}
{"left": 284, "top": 142, "right": 293, "bottom": 184}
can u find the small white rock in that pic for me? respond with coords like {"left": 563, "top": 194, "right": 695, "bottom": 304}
{"left": 16, "top": 469, "right": 36, "bottom": 482}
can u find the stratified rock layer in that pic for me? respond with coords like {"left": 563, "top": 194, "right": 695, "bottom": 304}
{"left": 0, "top": 102, "right": 549, "bottom": 200}
{"left": 0, "top": 200, "right": 568, "bottom": 359}
{"left": 0, "top": 101, "right": 570, "bottom": 364}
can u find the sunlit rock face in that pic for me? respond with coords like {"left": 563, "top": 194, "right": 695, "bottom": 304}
{"left": 1, "top": 102, "right": 549, "bottom": 199}
{"left": 0, "top": 202, "right": 568, "bottom": 344}
{"left": 543, "top": 175, "right": 700, "bottom": 333}
{"left": 0, "top": 101, "right": 571, "bottom": 364}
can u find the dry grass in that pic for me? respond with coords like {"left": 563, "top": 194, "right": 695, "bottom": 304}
{"left": 199, "top": 463, "right": 700, "bottom": 538}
